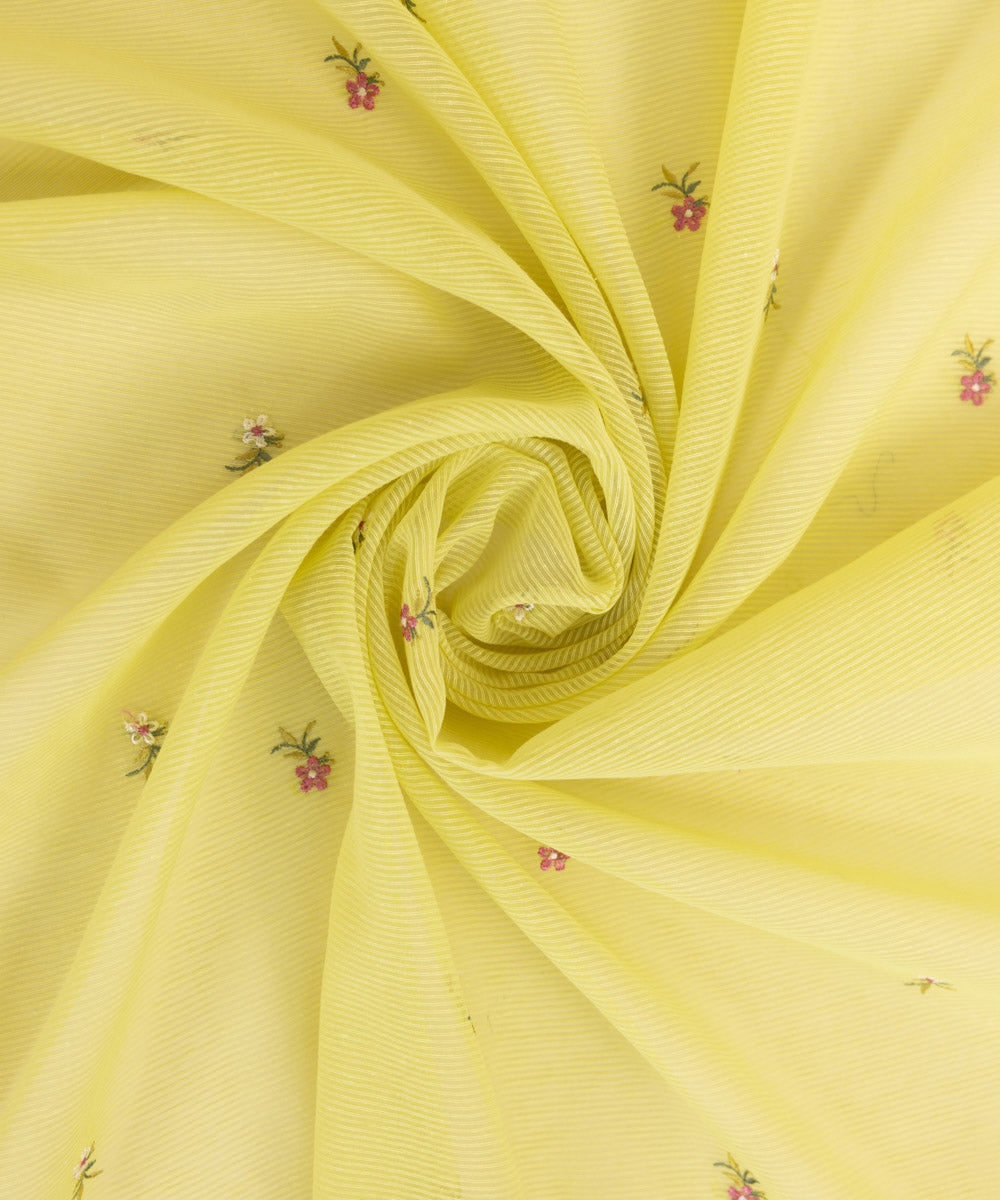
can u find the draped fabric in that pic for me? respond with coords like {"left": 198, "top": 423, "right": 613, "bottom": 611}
{"left": 2, "top": 1, "right": 1000, "bottom": 1197}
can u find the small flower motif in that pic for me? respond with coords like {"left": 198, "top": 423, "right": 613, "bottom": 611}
{"left": 241, "top": 414, "right": 276, "bottom": 448}
{"left": 346, "top": 72, "right": 380, "bottom": 110}
{"left": 763, "top": 249, "right": 780, "bottom": 318}
{"left": 905, "top": 977, "right": 955, "bottom": 994}
{"left": 295, "top": 755, "right": 332, "bottom": 793}
{"left": 352, "top": 518, "right": 366, "bottom": 554}
{"left": 226, "top": 414, "right": 284, "bottom": 472}
{"left": 122, "top": 709, "right": 167, "bottom": 778}
{"left": 961, "top": 370, "right": 990, "bottom": 403}
{"left": 652, "top": 162, "right": 710, "bottom": 232}
{"left": 715, "top": 1154, "right": 766, "bottom": 1200}
{"left": 538, "top": 846, "right": 569, "bottom": 871}
{"left": 124, "top": 711, "right": 159, "bottom": 746}
{"left": 400, "top": 577, "right": 436, "bottom": 643}
{"left": 671, "top": 196, "right": 707, "bottom": 231}
{"left": 271, "top": 723, "right": 334, "bottom": 793}
{"left": 325, "top": 38, "right": 384, "bottom": 109}
{"left": 951, "top": 336, "right": 995, "bottom": 406}
{"left": 513, "top": 603, "right": 534, "bottom": 622}
{"left": 71, "top": 1143, "right": 101, "bottom": 1199}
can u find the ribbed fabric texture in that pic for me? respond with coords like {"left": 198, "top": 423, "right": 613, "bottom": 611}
{"left": 2, "top": 0, "right": 1000, "bottom": 1197}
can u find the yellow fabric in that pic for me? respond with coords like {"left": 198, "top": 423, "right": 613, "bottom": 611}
{"left": 2, "top": 0, "right": 999, "bottom": 1196}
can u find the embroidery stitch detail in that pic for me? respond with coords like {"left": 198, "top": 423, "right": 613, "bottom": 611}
{"left": 951, "top": 335, "right": 994, "bottom": 405}
{"left": 905, "top": 977, "right": 955, "bottom": 993}
{"left": 538, "top": 846, "right": 569, "bottom": 871}
{"left": 122, "top": 710, "right": 167, "bottom": 778}
{"left": 401, "top": 577, "right": 436, "bottom": 642}
{"left": 271, "top": 722, "right": 334, "bottom": 792}
{"left": 652, "top": 163, "right": 709, "bottom": 231}
{"left": 71, "top": 1143, "right": 101, "bottom": 1199}
{"left": 630, "top": 389, "right": 650, "bottom": 419}
{"left": 226, "top": 415, "right": 284, "bottom": 472}
{"left": 513, "top": 603, "right": 534, "bottom": 622}
{"left": 401, "top": 0, "right": 426, "bottom": 21}
{"left": 352, "top": 518, "right": 366, "bottom": 554}
{"left": 763, "top": 250, "right": 780, "bottom": 319}
{"left": 714, "top": 1154, "right": 767, "bottom": 1199}
{"left": 325, "top": 38, "right": 384, "bottom": 110}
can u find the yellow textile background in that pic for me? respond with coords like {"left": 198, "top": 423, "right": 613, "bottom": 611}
{"left": 2, "top": 0, "right": 1000, "bottom": 1196}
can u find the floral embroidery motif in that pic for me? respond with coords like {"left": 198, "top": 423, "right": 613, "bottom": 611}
{"left": 271, "top": 722, "right": 334, "bottom": 792}
{"left": 630, "top": 389, "right": 650, "bottom": 418}
{"left": 951, "top": 335, "right": 994, "bottom": 405}
{"left": 325, "top": 38, "right": 384, "bottom": 110}
{"left": 538, "top": 846, "right": 569, "bottom": 871}
{"left": 715, "top": 1154, "right": 767, "bottom": 1199}
{"left": 401, "top": 577, "right": 436, "bottom": 642}
{"left": 71, "top": 1143, "right": 101, "bottom": 1198}
{"left": 400, "top": 0, "right": 426, "bottom": 21}
{"left": 513, "top": 603, "right": 534, "bottom": 622}
{"left": 652, "top": 163, "right": 709, "bottom": 231}
{"left": 226, "top": 415, "right": 284, "bottom": 473}
{"left": 352, "top": 518, "right": 366, "bottom": 554}
{"left": 122, "top": 710, "right": 167, "bottom": 778}
{"left": 905, "top": 977, "right": 955, "bottom": 993}
{"left": 763, "top": 250, "right": 780, "bottom": 319}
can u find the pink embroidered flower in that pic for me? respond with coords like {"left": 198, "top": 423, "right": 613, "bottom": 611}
{"left": 538, "top": 846, "right": 569, "bottom": 871}
{"left": 513, "top": 603, "right": 534, "bottom": 622}
{"left": 123, "top": 710, "right": 159, "bottom": 745}
{"left": 952, "top": 336, "right": 995, "bottom": 406}
{"left": 671, "top": 196, "right": 707, "bottom": 231}
{"left": 715, "top": 1154, "right": 765, "bottom": 1199}
{"left": 242, "top": 414, "right": 275, "bottom": 447}
{"left": 961, "top": 370, "right": 990, "bottom": 405}
{"left": 295, "top": 755, "right": 331, "bottom": 792}
{"left": 346, "top": 72, "right": 380, "bottom": 110}
{"left": 273, "top": 723, "right": 334, "bottom": 792}
{"left": 74, "top": 1149, "right": 91, "bottom": 1181}
{"left": 326, "top": 38, "right": 385, "bottom": 111}
{"left": 400, "top": 604, "right": 419, "bottom": 641}
{"left": 653, "top": 163, "right": 710, "bottom": 232}
{"left": 400, "top": 577, "right": 436, "bottom": 642}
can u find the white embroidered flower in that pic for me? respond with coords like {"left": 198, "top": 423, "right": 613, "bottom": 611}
{"left": 242, "top": 414, "right": 276, "bottom": 448}
{"left": 124, "top": 711, "right": 159, "bottom": 745}
{"left": 513, "top": 603, "right": 534, "bottom": 622}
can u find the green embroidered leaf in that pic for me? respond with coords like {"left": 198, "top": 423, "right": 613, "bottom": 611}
{"left": 965, "top": 333, "right": 975, "bottom": 355}
{"left": 687, "top": 160, "right": 700, "bottom": 176}
{"left": 331, "top": 36, "right": 351, "bottom": 59}
{"left": 306, "top": 738, "right": 321, "bottom": 755}
{"left": 359, "top": 57, "right": 371, "bottom": 70}
{"left": 686, "top": 178, "right": 701, "bottom": 193}
{"left": 284, "top": 750, "right": 307, "bottom": 759}
{"left": 660, "top": 164, "right": 678, "bottom": 186}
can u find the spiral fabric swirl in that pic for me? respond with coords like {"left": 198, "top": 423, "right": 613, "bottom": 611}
{"left": 2, "top": 1, "right": 1000, "bottom": 1197}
